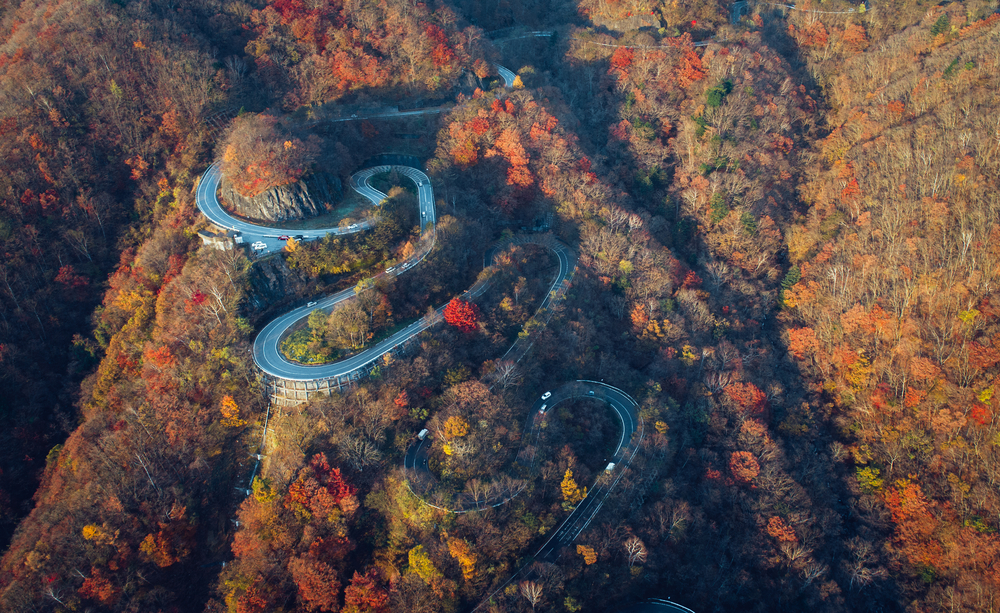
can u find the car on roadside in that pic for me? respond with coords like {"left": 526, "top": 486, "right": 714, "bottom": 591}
{"left": 386, "top": 266, "right": 397, "bottom": 273}
{"left": 541, "top": 391, "right": 551, "bottom": 400}
{"left": 279, "top": 235, "right": 290, "bottom": 241}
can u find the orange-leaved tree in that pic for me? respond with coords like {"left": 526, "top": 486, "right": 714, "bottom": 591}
{"left": 576, "top": 544, "right": 597, "bottom": 565}
{"left": 343, "top": 569, "right": 390, "bottom": 612}
{"left": 220, "top": 113, "right": 320, "bottom": 197}
{"left": 729, "top": 451, "right": 760, "bottom": 483}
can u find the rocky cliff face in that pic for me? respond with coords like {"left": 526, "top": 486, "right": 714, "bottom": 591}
{"left": 248, "top": 255, "right": 309, "bottom": 315}
{"left": 219, "top": 172, "right": 341, "bottom": 222}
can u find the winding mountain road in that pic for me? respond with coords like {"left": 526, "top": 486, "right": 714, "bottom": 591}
{"left": 196, "top": 158, "right": 574, "bottom": 383}
{"left": 196, "top": 163, "right": 377, "bottom": 255}
{"left": 404, "top": 380, "right": 641, "bottom": 520}
{"left": 496, "top": 64, "right": 518, "bottom": 88}
{"left": 196, "top": 58, "right": 661, "bottom": 608}
{"left": 198, "top": 162, "right": 451, "bottom": 380}
{"left": 622, "top": 600, "right": 698, "bottom": 613}
{"left": 534, "top": 381, "right": 643, "bottom": 559}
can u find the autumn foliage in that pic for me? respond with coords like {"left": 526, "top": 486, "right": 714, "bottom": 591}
{"left": 766, "top": 517, "right": 798, "bottom": 543}
{"left": 443, "top": 297, "right": 480, "bottom": 333}
{"left": 220, "top": 114, "right": 320, "bottom": 197}
{"left": 779, "top": 8, "right": 1000, "bottom": 608}
{"left": 343, "top": 569, "right": 390, "bottom": 612}
{"left": 7, "top": 2, "right": 1000, "bottom": 613}
{"left": 243, "top": 0, "right": 487, "bottom": 109}
{"left": 439, "top": 90, "right": 573, "bottom": 218}
{"left": 724, "top": 382, "right": 768, "bottom": 418}
{"left": 561, "top": 468, "right": 585, "bottom": 505}
{"left": 220, "top": 454, "right": 362, "bottom": 612}
{"left": 576, "top": 544, "right": 598, "bottom": 565}
{"left": 729, "top": 451, "right": 760, "bottom": 483}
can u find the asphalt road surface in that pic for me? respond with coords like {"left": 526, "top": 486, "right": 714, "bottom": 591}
{"left": 532, "top": 381, "right": 643, "bottom": 560}
{"left": 620, "top": 600, "right": 698, "bottom": 613}
{"left": 249, "top": 230, "right": 572, "bottom": 381}
{"left": 196, "top": 163, "right": 378, "bottom": 256}
{"left": 404, "top": 381, "right": 642, "bottom": 540}
{"left": 196, "top": 162, "right": 438, "bottom": 380}
{"left": 197, "top": 158, "right": 572, "bottom": 382}
{"left": 196, "top": 67, "right": 675, "bottom": 611}
{"left": 496, "top": 64, "right": 518, "bottom": 87}
{"left": 463, "top": 381, "right": 646, "bottom": 612}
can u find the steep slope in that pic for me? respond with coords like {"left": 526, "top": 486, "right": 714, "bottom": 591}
{"left": 0, "top": 0, "right": 489, "bottom": 608}
{"left": 0, "top": 0, "right": 236, "bottom": 549}
{"left": 782, "top": 8, "right": 1000, "bottom": 610}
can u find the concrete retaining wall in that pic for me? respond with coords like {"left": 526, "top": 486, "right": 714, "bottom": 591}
{"left": 261, "top": 336, "right": 419, "bottom": 406}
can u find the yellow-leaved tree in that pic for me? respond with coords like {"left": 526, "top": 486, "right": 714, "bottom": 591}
{"left": 561, "top": 469, "right": 585, "bottom": 505}
{"left": 220, "top": 395, "right": 246, "bottom": 428}
{"left": 408, "top": 545, "right": 450, "bottom": 597}
{"left": 447, "top": 537, "right": 478, "bottom": 581}
{"left": 443, "top": 415, "right": 470, "bottom": 438}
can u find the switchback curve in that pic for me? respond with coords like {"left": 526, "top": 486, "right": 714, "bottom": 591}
{"left": 193, "top": 60, "right": 661, "bottom": 612}
{"left": 198, "top": 163, "right": 442, "bottom": 380}
{"left": 404, "top": 381, "right": 643, "bottom": 526}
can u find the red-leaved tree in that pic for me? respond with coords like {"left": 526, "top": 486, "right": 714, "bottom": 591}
{"left": 444, "top": 298, "right": 480, "bottom": 333}
{"left": 343, "top": 569, "right": 390, "bottom": 613}
{"left": 288, "top": 555, "right": 341, "bottom": 612}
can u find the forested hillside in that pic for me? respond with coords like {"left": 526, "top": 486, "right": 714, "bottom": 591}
{"left": 783, "top": 4, "right": 1000, "bottom": 608}
{"left": 0, "top": 0, "right": 485, "bottom": 607}
{"left": 0, "top": 0, "right": 234, "bottom": 550}
{"left": 1, "top": 0, "right": 1000, "bottom": 612}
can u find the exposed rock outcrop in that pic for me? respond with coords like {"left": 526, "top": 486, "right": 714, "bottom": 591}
{"left": 248, "top": 255, "right": 309, "bottom": 315}
{"left": 219, "top": 172, "right": 341, "bottom": 222}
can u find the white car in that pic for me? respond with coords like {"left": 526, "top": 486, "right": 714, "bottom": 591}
{"left": 307, "top": 302, "right": 317, "bottom": 307}
{"left": 538, "top": 404, "right": 548, "bottom": 415}
{"left": 541, "top": 391, "right": 551, "bottom": 400}
{"left": 386, "top": 266, "right": 396, "bottom": 273}
{"left": 418, "top": 429, "right": 429, "bottom": 440}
